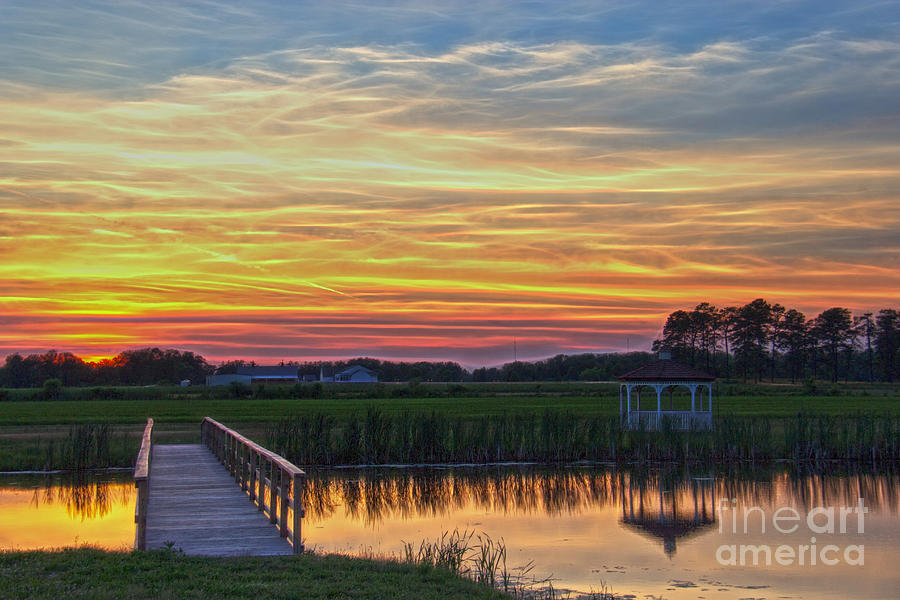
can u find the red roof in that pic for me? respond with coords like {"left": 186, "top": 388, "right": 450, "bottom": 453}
{"left": 617, "top": 359, "right": 715, "bottom": 382}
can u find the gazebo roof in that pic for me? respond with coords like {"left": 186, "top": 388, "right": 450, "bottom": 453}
{"left": 617, "top": 359, "right": 715, "bottom": 382}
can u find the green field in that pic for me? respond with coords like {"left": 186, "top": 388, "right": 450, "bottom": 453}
{"left": 1, "top": 381, "right": 898, "bottom": 426}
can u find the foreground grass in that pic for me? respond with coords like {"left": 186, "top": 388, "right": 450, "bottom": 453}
{"left": 0, "top": 547, "right": 507, "bottom": 600}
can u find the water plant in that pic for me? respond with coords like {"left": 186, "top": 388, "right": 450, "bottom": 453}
{"left": 266, "top": 410, "right": 900, "bottom": 468}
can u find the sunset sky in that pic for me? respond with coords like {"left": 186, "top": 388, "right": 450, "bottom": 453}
{"left": 1, "top": 1, "right": 898, "bottom": 366}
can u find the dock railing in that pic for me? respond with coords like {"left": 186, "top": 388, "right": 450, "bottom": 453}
{"left": 134, "top": 418, "right": 153, "bottom": 550}
{"left": 201, "top": 417, "right": 306, "bottom": 553}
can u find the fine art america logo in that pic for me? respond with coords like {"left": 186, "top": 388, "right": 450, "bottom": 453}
{"left": 715, "top": 498, "right": 867, "bottom": 566}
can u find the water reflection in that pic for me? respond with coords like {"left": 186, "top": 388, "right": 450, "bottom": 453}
{"left": 27, "top": 473, "right": 134, "bottom": 521}
{"left": 0, "top": 471, "right": 135, "bottom": 551}
{"left": 620, "top": 473, "right": 716, "bottom": 557}
{"left": 303, "top": 466, "right": 899, "bottom": 600}
{"left": 303, "top": 466, "right": 898, "bottom": 529}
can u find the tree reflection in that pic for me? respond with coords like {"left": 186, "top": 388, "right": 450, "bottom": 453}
{"left": 301, "top": 465, "right": 898, "bottom": 537}
{"left": 27, "top": 474, "right": 134, "bottom": 521}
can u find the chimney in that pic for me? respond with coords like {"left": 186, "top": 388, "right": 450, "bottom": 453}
{"left": 659, "top": 351, "right": 672, "bottom": 360}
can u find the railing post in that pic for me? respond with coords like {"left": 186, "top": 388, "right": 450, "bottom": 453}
{"left": 269, "top": 463, "right": 279, "bottom": 524}
{"left": 279, "top": 468, "right": 290, "bottom": 537}
{"left": 133, "top": 418, "right": 154, "bottom": 551}
{"left": 248, "top": 449, "right": 257, "bottom": 499}
{"left": 234, "top": 439, "right": 242, "bottom": 485}
{"left": 292, "top": 471, "right": 305, "bottom": 553}
{"left": 258, "top": 457, "right": 266, "bottom": 512}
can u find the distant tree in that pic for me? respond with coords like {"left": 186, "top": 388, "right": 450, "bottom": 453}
{"left": 1, "top": 354, "right": 27, "bottom": 387}
{"left": 215, "top": 360, "right": 251, "bottom": 375}
{"left": 653, "top": 310, "right": 694, "bottom": 363}
{"left": 779, "top": 309, "right": 809, "bottom": 384}
{"left": 812, "top": 307, "right": 853, "bottom": 383}
{"left": 42, "top": 378, "right": 62, "bottom": 401}
{"left": 693, "top": 302, "right": 719, "bottom": 373}
{"left": 732, "top": 299, "right": 772, "bottom": 382}
{"left": 110, "top": 348, "right": 212, "bottom": 386}
{"left": 875, "top": 309, "right": 900, "bottom": 382}
{"left": 768, "top": 303, "right": 786, "bottom": 382}
{"left": 717, "top": 306, "right": 739, "bottom": 379}
{"left": 854, "top": 312, "right": 876, "bottom": 382}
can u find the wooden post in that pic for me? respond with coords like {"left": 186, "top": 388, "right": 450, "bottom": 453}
{"left": 269, "top": 464, "right": 279, "bottom": 524}
{"left": 279, "top": 469, "right": 290, "bottom": 537}
{"left": 234, "top": 438, "right": 242, "bottom": 485}
{"left": 292, "top": 471, "right": 305, "bottom": 553}
{"left": 257, "top": 458, "right": 266, "bottom": 512}
{"left": 248, "top": 450, "right": 257, "bottom": 502}
{"left": 133, "top": 418, "right": 153, "bottom": 551}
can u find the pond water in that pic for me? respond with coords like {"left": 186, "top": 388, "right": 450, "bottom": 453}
{"left": 0, "top": 471, "right": 135, "bottom": 551}
{"left": 1, "top": 466, "right": 898, "bottom": 599}
{"left": 301, "top": 466, "right": 899, "bottom": 600}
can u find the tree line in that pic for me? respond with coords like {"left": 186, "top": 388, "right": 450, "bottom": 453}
{"left": 0, "top": 350, "right": 476, "bottom": 388}
{"left": 652, "top": 299, "right": 899, "bottom": 383}
{"left": 1, "top": 299, "right": 898, "bottom": 388}
{"left": 0, "top": 348, "right": 662, "bottom": 388}
{"left": 0, "top": 348, "right": 212, "bottom": 388}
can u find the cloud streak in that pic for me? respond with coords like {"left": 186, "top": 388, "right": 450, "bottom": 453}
{"left": 0, "top": 1, "right": 898, "bottom": 364}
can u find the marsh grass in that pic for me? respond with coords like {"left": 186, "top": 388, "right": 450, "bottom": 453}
{"left": 0, "top": 424, "right": 137, "bottom": 472}
{"left": 267, "top": 410, "right": 900, "bottom": 467}
{"left": 403, "top": 529, "right": 615, "bottom": 600}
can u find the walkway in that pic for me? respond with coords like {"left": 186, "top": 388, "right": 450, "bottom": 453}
{"left": 144, "top": 444, "right": 294, "bottom": 556}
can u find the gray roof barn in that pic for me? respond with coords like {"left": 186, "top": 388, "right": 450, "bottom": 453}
{"left": 236, "top": 366, "right": 299, "bottom": 380}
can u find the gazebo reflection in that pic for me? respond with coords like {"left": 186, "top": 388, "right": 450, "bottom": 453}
{"left": 619, "top": 472, "right": 716, "bottom": 557}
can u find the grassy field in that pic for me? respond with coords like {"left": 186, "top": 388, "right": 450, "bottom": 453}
{"left": 1, "top": 381, "right": 897, "bottom": 471}
{"left": 1, "top": 381, "right": 898, "bottom": 426}
{"left": 0, "top": 548, "right": 507, "bottom": 600}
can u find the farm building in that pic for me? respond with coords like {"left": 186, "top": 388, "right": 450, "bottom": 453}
{"left": 206, "top": 365, "right": 299, "bottom": 386}
{"left": 319, "top": 364, "right": 379, "bottom": 383}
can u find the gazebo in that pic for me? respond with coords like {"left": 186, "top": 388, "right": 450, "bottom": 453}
{"left": 617, "top": 354, "right": 715, "bottom": 430}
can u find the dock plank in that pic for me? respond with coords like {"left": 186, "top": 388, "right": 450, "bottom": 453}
{"left": 145, "top": 444, "right": 293, "bottom": 556}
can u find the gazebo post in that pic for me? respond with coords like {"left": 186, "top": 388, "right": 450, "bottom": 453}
{"left": 619, "top": 384, "right": 623, "bottom": 424}
{"left": 655, "top": 384, "right": 662, "bottom": 417}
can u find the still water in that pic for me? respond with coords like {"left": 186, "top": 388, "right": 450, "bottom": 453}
{"left": 0, "top": 471, "right": 135, "bottom": 551}
{"left": 1, "top": 466, "right": 897, "bottom": 599}
{"left": 301, "top": 466, "right": 899, "bottom": 600}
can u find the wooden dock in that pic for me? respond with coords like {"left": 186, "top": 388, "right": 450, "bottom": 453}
{"left": 134, "top": 418, "right": 305, "bottom": 556}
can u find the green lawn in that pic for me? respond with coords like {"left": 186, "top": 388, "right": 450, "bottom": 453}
{"left": 0, "top": 548, "right": 506, "bottom": 600}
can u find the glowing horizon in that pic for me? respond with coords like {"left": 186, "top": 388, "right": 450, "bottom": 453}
{"left": 1, "top": 1, "right": 898, "bottom": 366}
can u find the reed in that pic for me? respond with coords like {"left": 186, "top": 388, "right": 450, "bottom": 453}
{"left": 0, "top": 424, "right": 137, "bottom": 471}
{"left": 265, "top": 410, "right": 900, "bottom": 468}
{"left": 402, "top": 529, "right": 614, "bottom": 599}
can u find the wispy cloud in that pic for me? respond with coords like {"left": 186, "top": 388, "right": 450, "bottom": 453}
{"left": 0, "top": 1, "right": 898, "bottom": 363}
